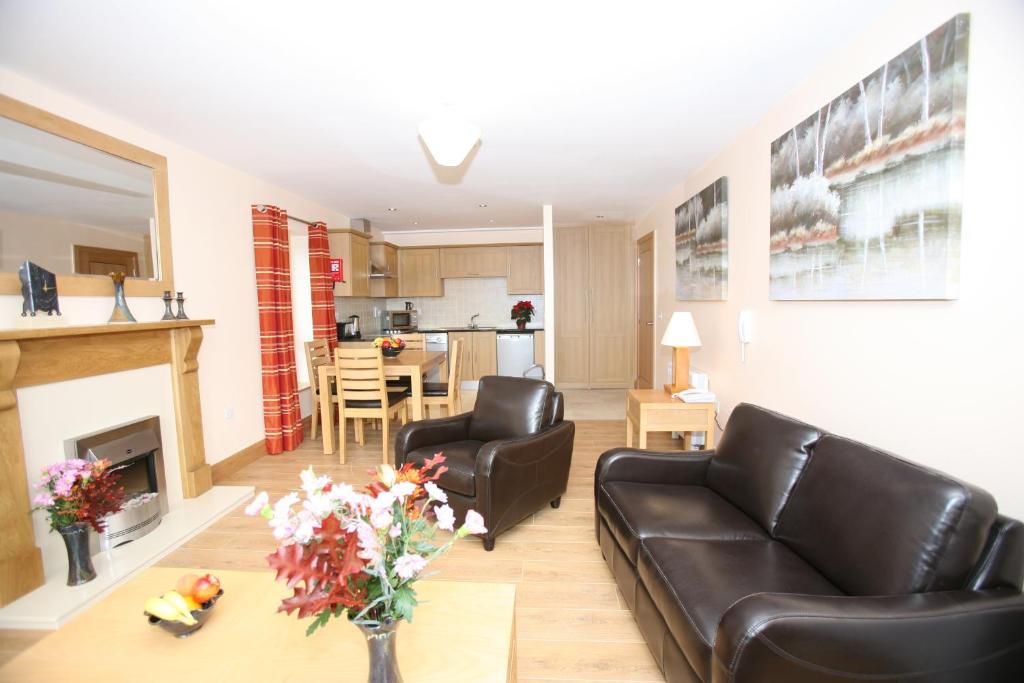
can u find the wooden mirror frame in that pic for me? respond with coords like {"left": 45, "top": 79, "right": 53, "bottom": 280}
{"left": 0, "top": 94, "right": 174, "bottom": 297}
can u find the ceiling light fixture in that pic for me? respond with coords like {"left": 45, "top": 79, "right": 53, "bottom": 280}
{"left": 418, "top": 109, "right": 481, "bottom": 167}
{"left": 478, "top": 203, "right": 488, "bottom": 208}
{"left": 386, "top": 207, "right": 398, "bottom": 212}
{"left": 596, "top": 214, "right": 605, "bottom": 218}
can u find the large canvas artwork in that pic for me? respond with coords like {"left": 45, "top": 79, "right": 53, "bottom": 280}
{"left": 675, "top": 177, "right": 728, "bottom": 300}
{"left": 769, "top": 14, "right": 969, "bottom": 300}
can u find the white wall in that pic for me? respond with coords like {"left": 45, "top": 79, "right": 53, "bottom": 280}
{"left": 380, "top": 226, "right": 542, "bottom": 246}
{"left": 634, "top": 0, "right": 1024, "bottom": 517}
{"left": 0, "top": 69, "right": 349, "bottom": 464}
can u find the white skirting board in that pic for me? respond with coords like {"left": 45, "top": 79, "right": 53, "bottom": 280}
{"left": 0, "top": 485, "right": 253, "bottom": 630}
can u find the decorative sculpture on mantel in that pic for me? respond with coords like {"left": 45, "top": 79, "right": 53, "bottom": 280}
{"left": 108, "top": 272, "right": 137, "bottom": 323}
{"left": 18, "top": 260, "right": 61, "bottom": 317}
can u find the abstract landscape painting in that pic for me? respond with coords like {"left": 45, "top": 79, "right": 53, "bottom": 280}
{"left": 769, "top": 14, "right": 968, "bottom": 300}
{"left": 676, "top": 177, "right": 728, "bottom": 300}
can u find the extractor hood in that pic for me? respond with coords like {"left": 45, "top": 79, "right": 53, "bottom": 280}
{"left": 369, "top": 251, "right": 396, "bottom": 279}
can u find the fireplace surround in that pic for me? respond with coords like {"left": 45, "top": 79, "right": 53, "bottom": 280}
{"left": 64, "top": 416, "right": 169, "bottom": 554}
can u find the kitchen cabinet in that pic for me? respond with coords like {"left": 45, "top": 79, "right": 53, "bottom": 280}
{"left": 439, "top": 246, "right": 508, "bottom": 279}
{"left": 369, "top": 242, "right": 399, "bottom": 298}
{"left": 447, "top": 330, "right": 497, "bottom": 381}
{"left": 554, "top": 224, "right": 633, "bottom": 388}
{"left": 534, "top": 330, "right": 545, "bottom": 367}
{"left": 328, "top": 229, "right": 371, "bottom": 297}
{"left": 398, "top": 248, "right": 444, "bottom": 297}
{"left": 506, "top": 245, "right": 544, "bottom": 294}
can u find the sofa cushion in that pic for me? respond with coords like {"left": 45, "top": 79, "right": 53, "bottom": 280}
{"left": 775, "top": 434, "right": 998, "bottom": 595}
{"left": 706, "top": 403, "right": 821, "bottom": 534}
{"left": 403, "top": 440, "right": 482, "bottom": 497}
{"left": 638, "top": 538, "right": 841, "bottom": 681}
{"left": 469, "top": 376, "right": 553, "bottom": 443}
{"left": 598, "top": 482, "right": 768, "bottom": 564}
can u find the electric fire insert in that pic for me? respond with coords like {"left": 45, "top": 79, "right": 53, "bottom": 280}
{"left": 64, "top": 416, "right": 168, "bottom": 555}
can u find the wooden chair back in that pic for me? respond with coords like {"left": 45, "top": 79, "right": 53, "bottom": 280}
{"left": 447, "top": 338, "right": 464, "bottom": 397}
{"left": 334, "top": 346, "right": 388, "bottom": 407}
{"left": 400, "top": 333, "right": 425, "bottom": 351}
{"left": 304, "top": 339, "right": 332, "bottom": 392}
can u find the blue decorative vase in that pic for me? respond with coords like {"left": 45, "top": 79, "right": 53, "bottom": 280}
{"left": 108, "top": 272, "right": 136, "bottom": 323}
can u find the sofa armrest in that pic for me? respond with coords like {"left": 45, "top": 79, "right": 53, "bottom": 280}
{"left": 394, "top": 412, "right": 473, "bottom": 465}
{"left": 474, "top": 421, "right": 575, "bottom": 535}
{"left": 713, "top": 589, "right": 1024, "bottom": 682}
{"left": 595, "top": 447, "right": 714, "bottom": 487}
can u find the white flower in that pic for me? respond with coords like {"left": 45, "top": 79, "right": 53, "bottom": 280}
{"left": 370, "top": 507, "right": 393, "bottom": 530}
{"left": 390, "top": 481, "right": 417, "bottom": 500}
{"left": 434, "top": 504, "right": 456, "bottom": 532}
{"left": 389, "top": 524, "right": 402, "bottom": 538}
{"left": 424, "top": 481, "right": 447, "bottom": 503}
{"left": 461, "top": 510, "right": 488, "bottom": 536}
{"left": 354, "top": 521, "right": 382, "bottom": 567}
{"left": 393, "top": 553, "right": 428, "bottom": 580}
{"left": 268, "top": 492, "right": 300, "bottom": 543}
{"left": 378, "top": 464, "right": 397, "bottom": 487}
{"left": 370, "top": 491, "right": 396, "bottom": 514}
{"left": 292, "top": 510, "right": 318, "bottom": 544}
{"left": 299, "top": 466, "right": 331, "bottom": 495}
{"left": 302, "top": 491, "right": 334, "bottom": 520}
{"left": 244, "top": 491, "right": 269, "bottom": 516}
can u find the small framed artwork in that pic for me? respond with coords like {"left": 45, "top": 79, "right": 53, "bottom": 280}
{"left": 675, "top": 177, "right": 728, "bottom": 300}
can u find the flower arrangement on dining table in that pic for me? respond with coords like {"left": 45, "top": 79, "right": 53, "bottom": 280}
{"left": 245, "top": 453, "right": 486, "bottom": 636}
{"left": 31, "top": 459, "right": 124, "bottom": 532}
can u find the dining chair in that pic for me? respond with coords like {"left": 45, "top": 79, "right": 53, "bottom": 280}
{"left": 303, "top": 339, "right": 337, "bottom": 440}
{"left": 423, "top": 338, "right": 464, "bottom": 417}
{"left": 386, "top": 333, "right": 425, "bottom": 394}
{"left": 335, "top": 346, "right": 408, "bottom": 463}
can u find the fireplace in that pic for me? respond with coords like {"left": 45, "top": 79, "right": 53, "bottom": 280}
{"left": 64, "top": 417, "right": 169, "bottom": 554}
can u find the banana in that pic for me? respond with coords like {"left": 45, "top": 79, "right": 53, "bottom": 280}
{"left": 145, "top": 597, "right": 197, "bottom": 625}
{"left": 161, "top": 591, "right": 195, "bottom": 619}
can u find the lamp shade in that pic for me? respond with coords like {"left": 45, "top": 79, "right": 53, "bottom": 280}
{"left": 660, "top": 312, "right": 701, "bottom": 348}
{"left": 418, "top": 114, "right": 481, "bottom": 167}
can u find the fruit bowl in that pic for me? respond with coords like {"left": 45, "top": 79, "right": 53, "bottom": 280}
{"left": 146, "top": 589, "right": 223, "bottom": 638}
{"left": 381, "top": 347, "right": 403, "bottom": 358}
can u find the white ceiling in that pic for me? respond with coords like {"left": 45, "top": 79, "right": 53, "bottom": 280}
{"left": 0, "top": 0, "right": 896, "bottom": 229}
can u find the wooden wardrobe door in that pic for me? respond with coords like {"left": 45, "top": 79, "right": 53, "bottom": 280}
{"left": 588, "top": 224, "right": 634, "bottom": 387}
{"left": 554, "top": 226, "right": 590, "bottom": 386}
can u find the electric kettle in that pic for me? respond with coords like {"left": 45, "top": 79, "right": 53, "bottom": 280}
{"left": 347, "top": 314, "right": 360, "bottom": 336}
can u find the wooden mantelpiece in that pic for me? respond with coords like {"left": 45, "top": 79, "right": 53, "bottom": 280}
{"left": 0, "top": 319, "right": 215, "bottom": 606}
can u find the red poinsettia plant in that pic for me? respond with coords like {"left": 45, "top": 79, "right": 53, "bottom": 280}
{"left": 510, "top": 300, "right": 535, "bottom": 325}
{"left": 245, "top": 454, "right": 487, "bottom": 635}
{"left": 31, "top": 459, "right": 125, "bottom": 532}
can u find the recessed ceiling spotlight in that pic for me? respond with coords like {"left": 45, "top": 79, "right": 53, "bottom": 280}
{"left": 489, "top": 219, "right": 494, "bottom": 223}
{"left": 596, "top": 214, "right": 605, "bottom": 218}
{"left": 478, "top": 203, "right": 488, "bottom": 208}
{"left": 386, "top": 207, "right": 398, "bottom": 212}
{"left": 413, "top": 221, "right": 419, "bottom": 225}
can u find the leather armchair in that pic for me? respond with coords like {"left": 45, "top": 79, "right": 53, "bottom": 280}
{"left": 395, "top": 375, "right": 574, "bottom": 550}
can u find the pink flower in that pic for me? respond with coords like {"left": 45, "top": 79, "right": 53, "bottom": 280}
{"left": 460, "top": 510, "right": 487, "bottom": 536}
{"left": 32, "top": 493, "right": 54, "bottom": 507}
{"left": 393, "top": 553, "right": 428, "bottom": 580}
{"left": 354, "top": 521, "right": 382, "bottom": 567}
{"left": 389, "top": 524, "right": 402, "bottom": 538}
{"left": 424, "top": 481, "right": 447, "bottom": 503}
{"left": 390, "top": 481, "right": 417, "bottom": 500}
{"left": 434, "top": 504, "right": 455, "bottom": 532}
{"left": 370, "top": 507, "right": 393, "bottom": 530}
{"left": 244, "top": 491, "right": 269, "bottom": 516}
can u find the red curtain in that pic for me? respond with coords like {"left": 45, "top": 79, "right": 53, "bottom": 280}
{"left": 307, "top": 222, "right": 338, "bottom": 351}
{"left": 252, "top": 204, "right": 303, "bottom": 454}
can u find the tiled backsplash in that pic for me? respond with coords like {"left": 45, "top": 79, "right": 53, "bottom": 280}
{"left": 388, "top": 278, "right": 544, "bottom": 329}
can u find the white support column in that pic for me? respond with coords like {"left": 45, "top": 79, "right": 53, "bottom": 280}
{"left": 542, "top": 205, "right": 555, "bottom": 383}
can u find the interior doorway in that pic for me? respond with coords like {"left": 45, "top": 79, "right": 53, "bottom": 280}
{"left": 635, "top": 232, "right": 655, "bottom": 389}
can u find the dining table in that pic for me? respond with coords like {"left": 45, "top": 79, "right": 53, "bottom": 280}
{"left": 317, "top": 349, "right": 446, "bottom": 455}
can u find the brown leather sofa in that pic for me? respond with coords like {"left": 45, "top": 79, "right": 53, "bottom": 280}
{"left": 596, "top": 403, "right": 1024, "bottom": 682}
{"left": 396, "top": 375, "right": 574, "bottom": 550}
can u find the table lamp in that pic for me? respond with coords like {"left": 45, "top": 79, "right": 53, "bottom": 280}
{"left": 661, "top": 312, "right": 701, "bottom": 394}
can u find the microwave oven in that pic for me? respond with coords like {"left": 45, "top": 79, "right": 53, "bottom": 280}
{"left": 384, "top": 309, "right": 418, "bottom": 331}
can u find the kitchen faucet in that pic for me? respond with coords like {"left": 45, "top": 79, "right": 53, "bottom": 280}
{"left": 469, "top": 313, "right": 480, "bottom": 329}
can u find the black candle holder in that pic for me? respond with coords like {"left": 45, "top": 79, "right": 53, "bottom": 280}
{"left": 175, "top": 291, "right": 189, "bottom": 320}
{"left": 161, "top": 290, "right": 176, "bottom": 320}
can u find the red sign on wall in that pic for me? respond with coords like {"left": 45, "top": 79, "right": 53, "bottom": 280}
{"left": 330, "top": 258, "right": 344, "bottom": 283}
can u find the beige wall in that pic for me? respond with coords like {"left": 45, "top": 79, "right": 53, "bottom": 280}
{"left": 0, "top": 210, "right": 149, "bottom": 275}
{"left": 0, "top": 68, "right": 349, "bottom": 464}
{"left": 635, "top": 0, "right": 1024, "bottom": 517}
{"left": 380, "top": 226, "right": 543, "bottom": 246}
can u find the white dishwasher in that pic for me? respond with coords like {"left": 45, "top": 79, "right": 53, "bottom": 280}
{"left": 496, "top": 333, "right": 535, "bottom": 378}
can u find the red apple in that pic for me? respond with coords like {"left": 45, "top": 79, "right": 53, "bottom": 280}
{"left": 192, "top": 574, "right": 221, "bottom": 603}
{"left": 175, "top": 573, "right": 201, "bottom": 597}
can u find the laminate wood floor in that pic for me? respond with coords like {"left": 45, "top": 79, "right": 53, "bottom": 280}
{"left": 2, "top": 419, "right": 684, "bottom": 682}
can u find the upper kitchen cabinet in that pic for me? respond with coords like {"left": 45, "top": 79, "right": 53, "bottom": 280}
{"left": 506, "top": 245, "right": 544, "bottom": 294}
{"left": 439, "top": 246, "right": 508, "bottom": 278}
{"left": 329, "top": 229, "right": 371, "bottom": 297}
{"left": 398, "top": 247, "right": 444, "bottom": 297}
{"left": 369, "top": 241, "right": 399, "bottom": 298}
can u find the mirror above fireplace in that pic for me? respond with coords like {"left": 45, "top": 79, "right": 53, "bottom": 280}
{"left": 0, "top": 94, "right": 174, "bottom": 297}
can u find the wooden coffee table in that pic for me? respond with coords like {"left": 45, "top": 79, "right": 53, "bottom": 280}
{"left": 0, "top": 568, "right": 516, "bottom": 682}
